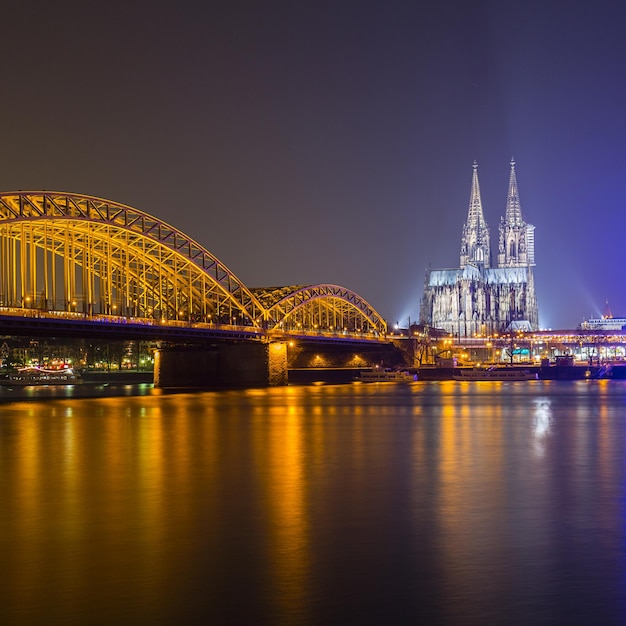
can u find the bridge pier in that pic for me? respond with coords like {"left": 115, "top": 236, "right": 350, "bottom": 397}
{"left": 154, "top": 342, "right": 288, "bottom": 389}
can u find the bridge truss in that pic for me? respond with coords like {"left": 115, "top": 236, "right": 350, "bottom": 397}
{"left": 0, "top": 192, "right": 387, "bottom": 336}
{"left": 252, "top": 285, "right": 386, "bottom": 335}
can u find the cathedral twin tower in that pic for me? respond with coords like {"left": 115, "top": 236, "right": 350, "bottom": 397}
{"left": 419, "top": 160, "right": 539, "bottom": 337}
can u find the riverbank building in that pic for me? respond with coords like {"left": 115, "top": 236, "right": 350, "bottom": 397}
{"left": 419, "top": 160, "right": 539, "bottom": 337}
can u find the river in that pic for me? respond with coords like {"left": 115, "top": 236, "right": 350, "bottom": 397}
{"left": 1, "top": 380, "right": 625, "bottom": 625}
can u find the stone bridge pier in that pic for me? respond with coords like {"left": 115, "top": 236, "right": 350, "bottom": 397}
{"left": 154, "top": 342, "right": 288, "bottom": 389}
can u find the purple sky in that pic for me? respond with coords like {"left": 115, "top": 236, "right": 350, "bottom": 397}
{"left": 1, "top": 1, "right": 625, "bottom": 329}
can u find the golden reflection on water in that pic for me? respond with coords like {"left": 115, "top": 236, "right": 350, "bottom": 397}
{"left": 262, "top": 399, "right": 310, "bottom": 621}
{"left": 432, "top": 383, "right": 513, "bottom": 619}
{"left": 2, "top": 382, "right": 626, "bottom": 624}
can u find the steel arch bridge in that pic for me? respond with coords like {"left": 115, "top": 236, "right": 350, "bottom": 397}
{"left": 0, "top": 191, "right": 387, "bottom": 336}
{"left": 252, "top": 285, "right": 386, "bottom": 334}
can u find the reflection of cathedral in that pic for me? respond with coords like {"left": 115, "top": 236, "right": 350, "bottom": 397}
{"left": 420, "top": 160, "right": 539, "bottom": 337}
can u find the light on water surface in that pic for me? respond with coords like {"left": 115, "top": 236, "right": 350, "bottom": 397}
{"left": 1, "top": 381, "right": 626, "bottom": 625}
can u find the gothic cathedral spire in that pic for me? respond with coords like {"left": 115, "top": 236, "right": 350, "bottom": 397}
{"left": 498, "top": 158, "right": 535, "bottom": 267}
{"left": 460, "top": 161, "right": 490, "bottom": 268}
{"left": 420, "top": 159, "right": 539, "bottom": 336}
{"left": 505, "top": 157, "right": 523, "bottom": 225}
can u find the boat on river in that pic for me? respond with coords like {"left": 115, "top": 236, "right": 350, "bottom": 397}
{"left": 357, "top": 367, "right": 415, "bottom": 382}
{"left": 0, "top": 366, "right": 83, "bottom": 386}
{"left": 453, "top": 366, "right": 538, "bottom": 381}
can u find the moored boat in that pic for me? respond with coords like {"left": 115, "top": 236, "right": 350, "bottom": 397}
{"left": 0, "top": 366, "right": 83, "bottom": 386}
{"left": 453, "top": 366, "right": 538, "bottom": 381}
{"left": 357, "top": 367, "right": 415, "bottom": 382}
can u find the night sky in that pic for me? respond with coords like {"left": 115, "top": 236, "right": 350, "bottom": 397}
{"left": 2, "top": 1, "right": 625, "bottom": 329}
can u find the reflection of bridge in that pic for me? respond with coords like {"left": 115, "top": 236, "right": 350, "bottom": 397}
{"left": 0, "top": 191, "right": 387, "bottom": 340}
{"left": 0, "top": 192, "right": 392, "bottom": 386}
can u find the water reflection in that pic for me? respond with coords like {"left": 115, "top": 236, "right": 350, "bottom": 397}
{"left": 2, "top": 382, "right": 626, "bottom": 624}
{"left": 533, "top": 397, "right": 552, "bottom": 457}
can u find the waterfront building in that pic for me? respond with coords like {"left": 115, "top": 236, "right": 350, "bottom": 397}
{"left": 580, "top": 300, "right": 626, "bottom": 330}
{"left": 420, "top": 160, "right": 539, "bottom": 337}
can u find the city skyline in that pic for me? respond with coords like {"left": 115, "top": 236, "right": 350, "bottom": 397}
{"left": 1, "top": 1, "right": 625, "bottom": 329}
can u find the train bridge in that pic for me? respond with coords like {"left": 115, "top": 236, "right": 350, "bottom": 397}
{"left": 0, "top": 191, "right": 391, "bottom": 386}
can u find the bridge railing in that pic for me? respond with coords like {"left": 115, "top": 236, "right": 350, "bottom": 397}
{"left": 0, "top": 306, "right": 389, "bottom": 343}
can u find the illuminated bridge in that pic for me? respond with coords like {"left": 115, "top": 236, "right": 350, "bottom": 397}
{"left": 0, "top": 191, "right": 387, "bottom": 338}
{"left": 0, "top": 192, "right": 391, "bottom": 385}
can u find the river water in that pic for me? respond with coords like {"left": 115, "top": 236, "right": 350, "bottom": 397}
{"left": 1, "top": 380, "right": 626, "bottom": 625}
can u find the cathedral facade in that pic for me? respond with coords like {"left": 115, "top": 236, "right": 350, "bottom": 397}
{"left": 419, "top": 160, "right": 539, "bottom": 337}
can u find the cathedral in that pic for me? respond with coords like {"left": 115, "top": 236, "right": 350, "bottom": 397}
{"left": 419, "top": 160, "right": 539, "bottom": 337}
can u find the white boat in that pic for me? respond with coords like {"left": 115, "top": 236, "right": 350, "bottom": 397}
{"left": 453, "top": 366, "right": 538, "bottom": 381}
{"left": 357, "top": 367, "right": 415, "bottom": 382}
{"left": 0, "top": 366, "right": 83, "bottom": 386}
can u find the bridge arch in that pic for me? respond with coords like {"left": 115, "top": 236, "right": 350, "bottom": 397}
{"left": 252, "top": 284, "right": 387, "bottom": 335}
{"left": 0, "top": 192, "right": 388, "bottom": 335}
{"left": 0, "top": 191, "right": 264, "bottom": 324}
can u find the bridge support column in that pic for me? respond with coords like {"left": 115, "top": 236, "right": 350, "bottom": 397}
{"left": 154, "top": 341, "right": 287, "bottom": 389}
